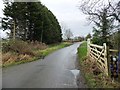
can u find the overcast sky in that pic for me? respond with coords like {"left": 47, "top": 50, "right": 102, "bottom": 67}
{"left": 40, "top": 0, "right": 93, "bottom": 37}
{"left": 0, "top": 0, "right": 93, "bottom": 38}
{"left": 0, "top": 0, "right": 6, "bottom": 38}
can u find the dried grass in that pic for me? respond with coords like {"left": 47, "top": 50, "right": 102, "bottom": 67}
{"left": 2, "top": 52, "right": 17, "bottom": 64}
{"left": 2, "top": 40, "right": 48, "bottom": 66}
{"left": 83, "top": 57, "right": 120, "bottom": 88}
{"left": 16, "top": 54, "right": 31, "bottom": 62}
{"left": 29, "top": 41, "right": 48, "bottom": 50}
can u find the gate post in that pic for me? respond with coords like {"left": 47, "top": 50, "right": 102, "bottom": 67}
{"left": 103, "top": 43, "right": 108, "bottom": 76}
{"left": 107, "top": 46, "right": 111, "bottom": 76}
{"left": 87, "top": 39, "right": 90, "bottom": 56}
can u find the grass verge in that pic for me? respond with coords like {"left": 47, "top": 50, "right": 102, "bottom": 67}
{"left": 77, "top": 41, "right": 87, "bottom": 63}
{"left": 3, "top": 42, "right": 72, "bottom": 68}
{"left": 39, "top": 42, "right": 71, "bottom": 57}
{"left": 77, "top": 41, "right": 120, "bottom": 88}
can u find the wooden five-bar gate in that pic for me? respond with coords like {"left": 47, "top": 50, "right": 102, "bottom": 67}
{"left": 87, "top": 39, "right": 109, "bottom": 76}
{"left": 87, "top": 39, "right": 119, "bottom": 80}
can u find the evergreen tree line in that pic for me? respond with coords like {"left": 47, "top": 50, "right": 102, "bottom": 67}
{"left": 2, "top": 2, "right": 62, "bottom": 44}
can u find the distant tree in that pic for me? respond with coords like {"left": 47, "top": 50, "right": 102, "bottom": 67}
{"left": 85, "top": 33, "right": 91, "bottom": 40}
{"left": 74, "top": 36, "right": 84, "bottom": 42}
{"left": 78, "top": 36, "right": 85, "bottom": 41}
{"left": 60, "top": 22, "right": 69, "bottom": 39}
{"left": 60, "top": 22, "right": 68, "bottom": 32}
{"left": 64, "top": 29, "right": 73, "bottom": 40}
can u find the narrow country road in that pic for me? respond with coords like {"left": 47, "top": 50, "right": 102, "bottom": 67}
{"left": 2, "top": 42, "right": 86, "bottom": 88}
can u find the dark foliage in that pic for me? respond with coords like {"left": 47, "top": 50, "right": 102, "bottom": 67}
{"left": 2, "top": 2, "right": 62, "bottom": 44}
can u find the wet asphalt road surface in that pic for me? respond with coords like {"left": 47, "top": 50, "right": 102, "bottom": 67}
{"left": 2, "top": 42, "right": 86, "bottom": 88}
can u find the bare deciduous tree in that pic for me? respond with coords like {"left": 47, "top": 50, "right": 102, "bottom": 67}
{"left": 64, "top": 29, "right": 73, "bottom": 40}
{"left": 79, "top": 0, "right": 120, "bottom": 49}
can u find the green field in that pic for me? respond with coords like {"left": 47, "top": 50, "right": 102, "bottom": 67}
{"left": 78, "top": 41, "right": 87, "bottom": 63}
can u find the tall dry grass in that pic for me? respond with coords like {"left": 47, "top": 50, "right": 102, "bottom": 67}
{"left": 2, "top": 40, "right": 47, "bottom": 65}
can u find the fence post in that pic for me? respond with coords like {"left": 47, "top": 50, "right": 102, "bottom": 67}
{"left": 87, "top": 39, "right": 90, "bottom": 56}
{"left": 103, "top": 43, "right": 108, "bottom": 76}
{"left": 107, "top": 46, "right": 111, "bottom": 76}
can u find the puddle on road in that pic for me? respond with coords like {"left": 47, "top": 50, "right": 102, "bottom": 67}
{"left": 70, "top": 69, "right": 80, "bottom": 79}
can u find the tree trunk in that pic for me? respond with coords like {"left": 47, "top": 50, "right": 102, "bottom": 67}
{"left": 41, "top": 21, "right": 43, "bottom": 43}
{"left": 13, "top": 20, "right": 16, "bottom": 40}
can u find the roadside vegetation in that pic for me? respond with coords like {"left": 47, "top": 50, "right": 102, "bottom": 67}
{"left": 79, "top": 0, "right": 120, "bottom": 51}
{"left": 1, "top": 1, "right": 68, "bottom": 68}
{"left": 2, "top": 40, "right": 71, "bottom": 68}
{"left": 78, "top": 41, "right": 120, "bottom": 88}
{"left": 77, "top": 41, "right": 87, "bottom": 63}
{"left": 78, "top": 0, "right": 120, "bottom": 88}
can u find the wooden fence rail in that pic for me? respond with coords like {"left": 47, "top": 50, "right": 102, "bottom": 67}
{"left": 87, "top": 39, "right": 108, "bottom": 76}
